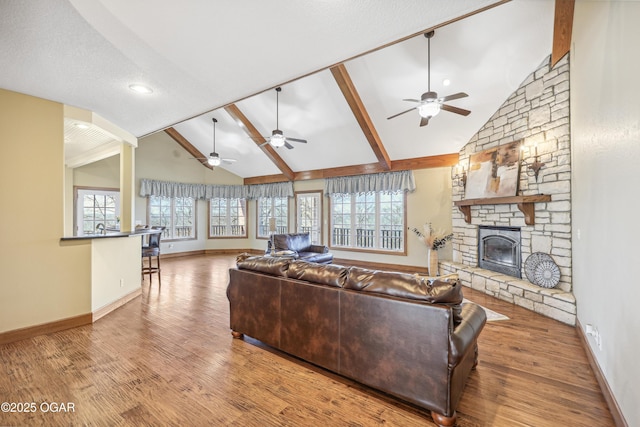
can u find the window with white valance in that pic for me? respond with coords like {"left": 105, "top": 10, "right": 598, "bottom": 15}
{"left": 139, "top": 179, "right": 293, "bottom": 200}
{"left": 325, "top": 171, "right": 414, "bottom": 254}
{"left": 324, "top": 170, "right": 416, "bottom": 195}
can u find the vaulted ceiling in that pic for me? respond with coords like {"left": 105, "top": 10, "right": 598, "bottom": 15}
{"left": 0, "top": 0, "right": 570, "bottom": 183}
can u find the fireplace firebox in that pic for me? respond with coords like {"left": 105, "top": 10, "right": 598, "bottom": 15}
{"left": 478, "top": 226, "right": 521, "bottom": 278}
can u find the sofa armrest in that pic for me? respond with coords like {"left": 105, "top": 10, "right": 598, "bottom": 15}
{"left": 449, "top": 302, "right": 487, "bottom": 366}
{"left": 308, "top": 244, "right": 329, "bottom": 254}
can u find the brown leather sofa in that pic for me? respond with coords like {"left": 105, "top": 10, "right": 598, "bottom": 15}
{"left": 266, "top": 232, "right": 333, "bottom": 264}
{"left": 227, "top": 255, "right": 487, "bottom": 426}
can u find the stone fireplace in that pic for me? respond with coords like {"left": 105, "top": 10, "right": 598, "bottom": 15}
{"left": 478, "top": 226, "right": 521, "bottom": 278}
{"left": 439, "top": 54, "right": 576, "bottom": 325}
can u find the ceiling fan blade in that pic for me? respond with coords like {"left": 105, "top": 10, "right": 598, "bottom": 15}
{"left": 402, "top": 98, "right": 421, "bottom": 103}
{"left": 387, "top": 107, "right": 417, "bottom": 120}
{"left": 420, "top": 116, "right": 430, "bottom": 127}
{"left": 284, "top": 141, "right": 294, "bottom": 150}
{"left": 259, "top": 140, "right": 270, "bottom": 147}
{"left": 222, "top": 158, "right": 237, "bottom": 164}
{"left": 286, "top": 137, "right": 307, "bottom": 144}
{"left": 439, "top": 92, "right": 468, "bottom": 102}
{"left": 441, "top": 104, "right": 471, "bottom": 116}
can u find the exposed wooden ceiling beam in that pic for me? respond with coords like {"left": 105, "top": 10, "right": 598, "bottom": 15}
{"left": 224, "top": 104, "right": 295, "bottom": 181}
{"left": 551, "top": 0, "right": 574, "bottom": 68}
{"left": 392, "top": 153, "right": 459, "bottom": 170}
{"left": 243, "top": 153, "right": 458, "bottom": 185}
{"left": 164, "top": 127, "right": 213, "bottom": 170}
{"left": 331, "top": 64, "right": 391, "bottom": 170}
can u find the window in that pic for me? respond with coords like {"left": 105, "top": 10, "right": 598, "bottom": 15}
{"left": 256, "top": 197, "right": 289, "bottom": 238}
{"left": 148, "top": 196, "right": 196, "bottom": 240}
{"left": 209, "top": 198, "right": 247, "bottom": 238}
{"left": 330, "top": 191, "right": 405, "bottom": 253}
{"left": 296, "top": 191, "right": 322, "bottom": 244}
{"left": 75, "top": 188, "right": 120, "bottom": 236}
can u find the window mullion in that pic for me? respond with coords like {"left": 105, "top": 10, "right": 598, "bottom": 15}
{"left": 350, "top": 196, "right": 356, "bottom": 248}
{"left": 375, "top": 193, "right": 381, "bottom": 250}
{"left": 226, "top": 201, "right": 231, "bottom": 236}
{"left": 171, "top": 199, "right": 177, "bottom": 239}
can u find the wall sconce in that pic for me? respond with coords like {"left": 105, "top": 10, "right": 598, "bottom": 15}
{"left": 521, "top": 143, "right": 552, "bottom": 182}
{"left": 451, "top": 162, "right": 467, "bottom": 189}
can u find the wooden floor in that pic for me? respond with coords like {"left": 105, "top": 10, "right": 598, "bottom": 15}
{"left": 0, "top": 254, "right": 613, "bottom": 426}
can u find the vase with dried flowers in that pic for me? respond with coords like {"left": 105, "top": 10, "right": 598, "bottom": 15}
{"left": 408, "top": 223, "right": 453, "bottom": 276}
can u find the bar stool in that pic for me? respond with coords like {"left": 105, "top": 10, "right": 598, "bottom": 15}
{"left": 142, "top": 226, "right": 165, "bottom": 285}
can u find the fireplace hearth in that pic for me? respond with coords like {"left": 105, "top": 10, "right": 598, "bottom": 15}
{"left": 478, "top": 226, "right": 521, "bottom": 278}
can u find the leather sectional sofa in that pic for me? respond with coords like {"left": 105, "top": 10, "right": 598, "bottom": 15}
{"left": 227, "top": 255, "right": 487, "bottom": 426}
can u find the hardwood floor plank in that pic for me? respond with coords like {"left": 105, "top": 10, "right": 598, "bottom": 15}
{"left": 0, "top": 254, "right": 614, "bottom": 426}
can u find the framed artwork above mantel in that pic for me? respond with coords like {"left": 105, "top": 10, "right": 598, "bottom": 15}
{"left": 465, "top": 140, "right": 523, "bottom": 199}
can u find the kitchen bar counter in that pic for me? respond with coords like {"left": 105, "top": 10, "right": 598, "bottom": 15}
{"left": 60, "top": 228, "right": 162, "bottom": 242}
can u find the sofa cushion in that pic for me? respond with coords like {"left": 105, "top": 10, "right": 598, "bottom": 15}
{"left": 236, "top": 255, "right": 290, "bottom": 277}
{"left": 287, "top": 260, "right": 348, "bottom": 288}
{"left": 273, "top": 233, "right": 312, "bottom": 253}
{"left": 345, "top": 267, "right": 463, "bottom": 323}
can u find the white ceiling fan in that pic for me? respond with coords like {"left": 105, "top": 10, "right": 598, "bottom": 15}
{"left": 260, "top": 87, "right": 308, "bottom": 149}
{"left": 387, "top": 30, "right": 471, "bottom": 127}
{"left": 192, "top": 118, "right": 237, "bottom": 167}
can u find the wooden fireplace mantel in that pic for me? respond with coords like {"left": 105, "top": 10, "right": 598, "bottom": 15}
{"left": 454, "top": 194, "right": 551, "bottom": 225}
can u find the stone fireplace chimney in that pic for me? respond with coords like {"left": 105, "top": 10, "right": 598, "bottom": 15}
{"left": 440, "top": 54, "right": 576, "bottom": 325}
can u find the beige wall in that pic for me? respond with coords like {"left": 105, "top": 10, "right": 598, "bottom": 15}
{"left": 572, "top": 2, "right": 640, "bottom": 425}
{"left": 0, "top": 89, "right": 91, "bottom": 333}
{"left": 73, "top": 154, "right": 120, "bottom": 188}
{"left": 91, "top": 237, "right": 141, "bottom": 311}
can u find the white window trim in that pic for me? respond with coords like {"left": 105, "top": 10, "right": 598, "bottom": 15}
{"left": 295, "top": 190, "right": 323, "bottom": 245}
{"left": 147, "top": 196, "right": 197, "bottom": 241}
{"left": 329, "top": 191, "right": 406, "bottom": 254}
{"left": 208, "top": 198, "right": 248, "bottom": 239}
{"left": 256, "top": 197, "right": 290, "bottom": 239}
{"left": 75, "top": 187, "right": 120, "bottom": 236}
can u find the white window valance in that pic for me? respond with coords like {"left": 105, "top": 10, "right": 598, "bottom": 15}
{"left": 139, "top": 179, "right": 293, "bottom": 200}
{"left": 324, "top": 170, "right": 416, "bottom": 195}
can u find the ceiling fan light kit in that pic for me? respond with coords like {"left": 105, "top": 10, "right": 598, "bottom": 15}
{"left": 207, "top": 153, "right": 221, "bottom": 166}
{"left": 270, "top": 129, "right": 286, "bottom": 148}
{"left": 418, "top": 102, "right": 440, "bottom": 118}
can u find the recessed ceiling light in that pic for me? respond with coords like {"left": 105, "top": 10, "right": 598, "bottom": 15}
{"left": 128, "top": 84, "right": 153, "bottom": 94}
{"left": 443, "top": 79, "right": 451, "bottom": 87}
{"left": 74, "top": 123, "right": 90, "bottom": 129}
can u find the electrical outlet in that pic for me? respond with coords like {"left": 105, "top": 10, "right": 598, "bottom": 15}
{"left": 596, "top": 330, "right": 602, "bottom": 350}
{"left": 120, "top": 278, "right": 124, "bottom": 288}
{"left": 585, "top": 324, "right": 602, "bottom": 350}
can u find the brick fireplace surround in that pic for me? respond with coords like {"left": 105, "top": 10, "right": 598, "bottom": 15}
{"left": 441, "top": 54, "right": 576, "bottom": 325}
